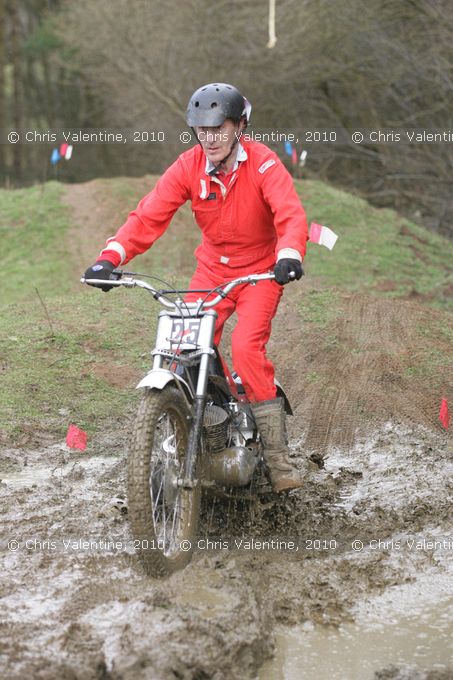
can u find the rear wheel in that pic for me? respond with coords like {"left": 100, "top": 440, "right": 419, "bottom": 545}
{"left": 127, "top": 386, "right": 200, "bottom": 576}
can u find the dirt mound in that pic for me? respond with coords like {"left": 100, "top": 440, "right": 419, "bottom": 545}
{"left": 269, "top": 286, "right": 452, "bottom": 453}
{"left": 64, "top": 176, "right": 200, "bottom": 281}
{"left": 63, "top": 176, "right": 157, "bottom": 278}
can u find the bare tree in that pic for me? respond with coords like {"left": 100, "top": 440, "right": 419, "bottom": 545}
{"left": 0, "top": 0, "right": 5, "bottom": 174}
{"left": 4, "top": 0, "right": 451, "bottom": 235}
{"left": 7, "top": 0, "right": 23, "bottom": 178}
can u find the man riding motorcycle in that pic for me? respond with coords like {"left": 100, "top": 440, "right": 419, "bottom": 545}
{"left": 84, "top": 83, "right": 308, "bottom": 492}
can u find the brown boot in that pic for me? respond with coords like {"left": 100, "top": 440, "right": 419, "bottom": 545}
{"left": 251, "top": 397, "right": 303, "bottom": 493}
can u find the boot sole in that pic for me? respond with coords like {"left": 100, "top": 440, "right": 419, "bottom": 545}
{"left": 272, "top": 479, "right": 304, "bottom": 493}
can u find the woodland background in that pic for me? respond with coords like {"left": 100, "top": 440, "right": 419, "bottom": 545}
{"left": 1, "top": 0, "right": 452, "bottom": 237}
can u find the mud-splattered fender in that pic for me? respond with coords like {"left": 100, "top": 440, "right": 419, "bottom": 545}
{"left": 274, "top": 379, "right": 293, "bottom": 415}
{"left": 136, "top": 369, "right": 194, "bottom": 407}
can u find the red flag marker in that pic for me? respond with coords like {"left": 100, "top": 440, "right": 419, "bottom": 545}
{"left": 291, "top": 147, "right": 298, "bottom": 165}
{"left": 60, "top": 143, "right": 68, "bottom": 157}
{"left": 66, "top": 424, "right": 88, "bottom": 450}
{"left": 439, "top": 398, "right": 449, "bottom": 430}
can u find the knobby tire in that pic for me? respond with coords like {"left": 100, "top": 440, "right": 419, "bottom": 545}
{"left": 127, "top": 386, "right": 201, "bottom": 577}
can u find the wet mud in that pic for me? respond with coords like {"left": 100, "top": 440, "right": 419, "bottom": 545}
{"left": 1, "top": 417, "right": 451, "bottom": 679}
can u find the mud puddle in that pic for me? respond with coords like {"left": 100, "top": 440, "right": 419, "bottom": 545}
{"left": 1, "top": 421, "right": 452, "bottom": 679}
{"left": 260, "top": 588, "right": 453, "bottom": 679}
{"left": 1, "top": 455, "right": 116, "bottom": 489}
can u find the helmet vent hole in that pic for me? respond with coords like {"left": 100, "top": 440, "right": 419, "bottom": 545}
{"left": 216, "top": 87, "right": 220, "bottom": 91}
{"left": 211, "top": 102, "right": 218, "bottom": 108}
{"left": 201, "top": 87, "right": 207, "bottom": 91}
{"left": 195, "top": 101, "right": 199, "bottom": 107}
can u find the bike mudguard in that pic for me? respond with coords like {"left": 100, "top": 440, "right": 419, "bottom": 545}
{"left": 136, "top": 369, "right": 194, "bottom": 405}
{"left": 274, "top": 379, "right": 293, "bottom": 416}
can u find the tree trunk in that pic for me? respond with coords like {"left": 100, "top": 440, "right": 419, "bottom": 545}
{"left": 0, "top": 0, "right": 6, "bottom": 177}
{"left": 8, "top": 0, "right": 22, "bottom": 181}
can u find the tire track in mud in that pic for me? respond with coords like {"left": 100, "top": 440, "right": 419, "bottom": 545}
{"left": 270, "top": 286, "right": 452, "bottom": 454}
{"left": 303, "top": 294, "right": 410, "bottom": 451}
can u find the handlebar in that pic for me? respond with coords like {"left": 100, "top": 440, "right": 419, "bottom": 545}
{"left": 80, "top": 270, "right": 295, "bottom": 312}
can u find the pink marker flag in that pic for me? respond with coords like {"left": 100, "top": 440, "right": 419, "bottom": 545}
{"left": 60, "top": 143, "right": 68, "bottom": 157}
{"left": 291, "top": 147, "right": 298, "bottom": 165}
{"left": 66, "top": 424, "right": 88, "bottom": 451}
{"left": 439, "top": 398, "right": 449, "bottom": 430}
{"left": 309, "top": 222, "right": 338, "bottom": 250}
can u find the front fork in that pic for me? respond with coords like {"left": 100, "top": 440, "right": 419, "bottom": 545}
{"left": 180, "top": 350, "right": 211, "bottom": 488}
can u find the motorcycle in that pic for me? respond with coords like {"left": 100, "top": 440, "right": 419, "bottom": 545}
{"left": 82, "top": 270, "right": 293, "bottom": 577}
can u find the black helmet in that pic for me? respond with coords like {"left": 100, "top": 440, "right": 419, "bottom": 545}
{"left": 186, "top": 83, "right": 250, "bottom": 127}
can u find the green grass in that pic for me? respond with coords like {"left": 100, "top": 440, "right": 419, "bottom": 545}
{"left": 0, "top": 182, "right": 72, "bottom": 301}
{"left": 299, "top": 289, "right": 342, "bottom": 329}
{"left": 297, "top": 180, "right": 453, "bottom": 310}
{"left": 0, "top": 291, "right": 157, "bottom": 440}
{"left": 402, "top": 344, "right": 453, "bottom": 386}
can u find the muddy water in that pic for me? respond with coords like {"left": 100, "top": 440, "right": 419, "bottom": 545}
{"left": 1, "top": 422, "right": 452, "bottom": 679}
{"left": 260, "top": 591, "right": 453, "bottom": 679}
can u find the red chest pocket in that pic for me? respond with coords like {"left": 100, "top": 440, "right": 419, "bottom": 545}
{"left": 191, "top": 182, "right": 221, "bottom": 237}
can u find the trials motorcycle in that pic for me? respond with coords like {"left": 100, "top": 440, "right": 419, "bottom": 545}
{"left": 82, "top": 270, "right": 293, "bottom": 577}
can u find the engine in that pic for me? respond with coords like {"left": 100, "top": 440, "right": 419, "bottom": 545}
{"left": 203, "top": 403, "right": 259, "bottom": 487}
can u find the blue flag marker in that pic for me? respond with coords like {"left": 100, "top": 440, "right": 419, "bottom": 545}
{"left": 51, "top": 148, "right": 61, "bottom": 165}
{"left": 284, "top": 141, "right": 293, "bottom": 156}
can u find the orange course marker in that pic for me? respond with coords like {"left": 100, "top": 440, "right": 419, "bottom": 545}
{"left": 66, "top": 424, "right": 88, "bottom": 450}
{"left": 439, "top": 398, "right": 449, "bottom": 430}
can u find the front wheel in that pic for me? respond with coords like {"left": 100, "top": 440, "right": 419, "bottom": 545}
{"left": 127, "top": 386, "right": 200, "bottom": 576}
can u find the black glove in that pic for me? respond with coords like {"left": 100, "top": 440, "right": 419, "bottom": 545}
{"left": 273, "top": 258, "right": 304, "bottom": 285}
{"left": 83, "top": 260, "right": 117, "bottom": 292}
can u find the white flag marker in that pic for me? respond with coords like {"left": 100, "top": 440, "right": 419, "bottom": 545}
{"left": 309, "top": 222, "right": 338, "bottom": 250}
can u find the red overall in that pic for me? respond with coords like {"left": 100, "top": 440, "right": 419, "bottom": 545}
{"left": 96, "top": 139, "right": 308, "bottom": 402}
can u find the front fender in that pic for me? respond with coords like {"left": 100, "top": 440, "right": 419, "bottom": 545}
{"left": 136, "top": 369, "right": 194, "bottom": 406}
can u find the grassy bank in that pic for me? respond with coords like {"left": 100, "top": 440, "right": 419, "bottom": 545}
{"left": 1, "top": 176, "right": 452, "bottom": 445}
{"left": 299, "top": 180, "right": 453, "bottom": 310}
{"left": 1, "top": 182, "right": 71, "bottom": 301}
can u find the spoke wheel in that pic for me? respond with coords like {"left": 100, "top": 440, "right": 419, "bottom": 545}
{"left": 128, "top": 386, "right": 200, "bottom": 576}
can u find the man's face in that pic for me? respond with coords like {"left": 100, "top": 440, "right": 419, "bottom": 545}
{"left": 194, "top": 119, "right": 245, "bottom": 165}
